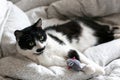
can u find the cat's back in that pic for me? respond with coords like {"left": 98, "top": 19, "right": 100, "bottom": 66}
{"left": 44, "top": 20, "right": 82, "bottom": 42}
{"left": 44, "top": 18, "right": 114, "bottom": 51}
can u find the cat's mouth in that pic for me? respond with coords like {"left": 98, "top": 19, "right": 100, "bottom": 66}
{"left": 33, "top": 46, "right": 46, "bottom": 55}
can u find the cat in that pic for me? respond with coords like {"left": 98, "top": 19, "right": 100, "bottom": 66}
{"left": 14, "top": 18, "right": 115, "bottom": 75}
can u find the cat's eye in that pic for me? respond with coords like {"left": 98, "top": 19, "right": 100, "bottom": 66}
{"left": 29, "top": 42, "right": 34, "bottom": 46}
{"left": 40, "top": 36, "right": 44, "bottom": 41}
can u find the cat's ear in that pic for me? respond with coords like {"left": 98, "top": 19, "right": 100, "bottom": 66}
{"left": 35, "top": 18, "right": 42, "bottom": 28}
{"left": 14, "top": 30, "right": 23, "bottom": 41}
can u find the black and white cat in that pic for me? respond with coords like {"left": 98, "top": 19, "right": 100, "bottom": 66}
{"left": 14, "top": 18, "right": 114, "bottom": 75}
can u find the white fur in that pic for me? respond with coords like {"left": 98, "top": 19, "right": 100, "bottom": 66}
{"left": 16, "top": 21, "right": 105, "bottom": 75}
{"left": 71, "top": 23, "right": 98, "bottom": 52}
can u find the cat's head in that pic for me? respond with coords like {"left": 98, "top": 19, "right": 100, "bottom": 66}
{"left": 14, "top": 19, "right": 47, "bottom": 56}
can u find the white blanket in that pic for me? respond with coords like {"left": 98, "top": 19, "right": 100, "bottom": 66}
{"left": 1, "top": 39, "right": 120, "bottom": 80}
{"left": 0, "top": 0, "right": 120, "bottom": 80}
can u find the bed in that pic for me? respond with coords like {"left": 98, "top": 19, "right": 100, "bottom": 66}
{"left": 0, "top": 0, "right": 120, "bottom": 80}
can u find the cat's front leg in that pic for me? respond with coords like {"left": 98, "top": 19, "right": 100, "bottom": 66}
{"left": 76, "top": 50, "right": 105, "bottom": 75}
{"left": 67, "top": 50, "right": 95, "bottom": 74}
{"left": 67, "top": 50, "right": 105, "bottom": 75}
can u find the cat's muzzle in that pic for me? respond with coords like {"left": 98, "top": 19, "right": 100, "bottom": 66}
{"left": 34, "top": 46, "right": 45, "bottom": 55}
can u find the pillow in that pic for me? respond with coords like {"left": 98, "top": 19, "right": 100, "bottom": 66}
{"left": 0, "top": 1, "right": 31, "bottom": 57}
{"left": 0, "top": 0, "right": 8, "bottom": 33}
{"left": 8, "top": 0, "right": 21, "bottom": 3}
{"left": 84, "top": 39, "right": 120, "bottom": 67}
{"left": 47, "top": 0, "right": 120, "bottom": 19}
{"left": 0, "top": 0, "right": 8, "bottom": 58}
{"left": 15, "top": 0, "right": 60, "bottom": 12}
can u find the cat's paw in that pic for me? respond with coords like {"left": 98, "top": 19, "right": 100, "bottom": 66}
{"left": 83, "top": 64, "right": 95, "bottom": 75}
{"left": 95, "top": 66, "right": 105, "bottom": 75}
{"left": 114, "top": 34, "right": 120, "bottom": 39}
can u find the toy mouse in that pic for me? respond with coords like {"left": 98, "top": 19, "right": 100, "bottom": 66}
{"left": 67, "top": 57, "right": 86, "bottom": 71}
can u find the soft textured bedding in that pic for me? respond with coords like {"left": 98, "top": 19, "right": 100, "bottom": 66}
{"left": 0, "top": 1, "right": 31, "bottom": 58}
{"left": 1, "top": 39, "right": 120, "bottom": 80}
{"left": 1, "top": 0, "right": 120, "bottom": 80}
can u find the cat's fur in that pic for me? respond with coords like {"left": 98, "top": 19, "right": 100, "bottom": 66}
{"left": 14, "top": 18, "right": 115, "bottom": 75}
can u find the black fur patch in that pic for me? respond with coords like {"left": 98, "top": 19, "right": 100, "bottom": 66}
{"left": 44, "top": 17, "right": 114, "bottom": 44}
{"left": 78, "top": 17, "right": 114, "bottom": 44}
{"left": 15, "top": 25, "right": 47, "bottom": 50}
{"left": 44, "top": 21, "right": 82, "bottom": 42}
{"left": 68, "top": 50, "right": 80, "bottom": 61}
{"left": 48, "top": 34, "right": 65, "bottom": 45}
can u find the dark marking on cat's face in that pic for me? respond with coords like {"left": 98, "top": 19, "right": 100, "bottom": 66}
{"left": 14, "top": 19, "right": 47, "bottom": 55}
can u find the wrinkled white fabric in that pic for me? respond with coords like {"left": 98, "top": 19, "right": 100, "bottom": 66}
{"left": 1, "top": 0, "right": 120, "bottom": 80}
{"left": 0, "top": 1, "right": 31, "bottom": 57}
{"left": 47, "top": 0, "right": 120, "bottom": 19}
